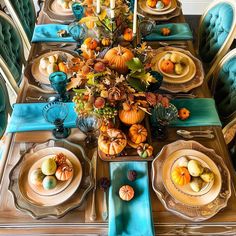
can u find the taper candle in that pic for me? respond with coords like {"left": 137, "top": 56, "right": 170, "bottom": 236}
{"left": 133, "top": 0, "right": 137, "bottom": 34}
{"left": 96, "top": 0, "right": 100, "bottom": 14}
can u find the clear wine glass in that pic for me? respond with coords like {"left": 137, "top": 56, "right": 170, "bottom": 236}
{"left": 152, "top": 103, "right": 178, "bottom": 140}
{"left": 139, "top": 20, "right": 156, "bottom": 41}
{"left": 43, "top": 102, "right": 70, "bottom": 139}
{"left": 76, "top": 114, "right": 102, "bottom": 147}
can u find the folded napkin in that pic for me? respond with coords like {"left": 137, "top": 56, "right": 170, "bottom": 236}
{"left": 109, "top": 162, "right": 154, "bottom": 236}
{"left": 144, "top": 23, "right": 193, "bottom": 41}
{"left": 6, "top": 102, "right": 77, "bottom": 133}
{"left": 32, "top": 24, "right": 76, "bottom": 43}
{"left": 170, "top": 98, "right": 222, "bottom": 127}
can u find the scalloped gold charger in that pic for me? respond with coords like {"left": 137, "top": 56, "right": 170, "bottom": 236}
{"left": 151, "top": 47, "right": 204, "bottom": 93}
{"left": 18, "top": 147, "right": 82, "bottom": 206}
{"left": 151, "top": 140, "right": 231, "bottom": 222}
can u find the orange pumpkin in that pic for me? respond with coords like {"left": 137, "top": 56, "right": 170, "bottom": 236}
{"left": 84, "top": 37, "right": 99, "bottom": 50}
{"left": 162, "top": 0, "right": 171, "bottom": 6}
{"left": 137, "top": 143, "right": 153, "bottom": 158}
{"left": 55, "top": 163, "right": 73, "bottom": 181}
{"left": 119, "top": 102, "right": 145, "bottom": 125}
{"left": 147, "top": 0, "right": 157, "bottom": 8}
{"left": 104, "top": 45, "right": 134, "bottom": 74}
{"left": 119, "top": 185, "right": 134, "bottom": 201}
{"left": 129, "top": 124, "right": 148, "bottom": 144}
{"left": 161, "top": 27, "right": 171, "bottom": 36}
{"left": 171, "top": 167, "right": 191, "bottom": 186}
{"left": 123, "top": 28, "right": 133, "bottom": 42}
{"left": 98, "top": 128, "right": 127, "bottom": 155}
{"left": 160, "top": 59, "right": 174, "bottom": 73}
{"left": 100, "top": 119, "right": 114, "bottom": 132}
{"left": 58, "top": 62, "right": 69, "bottom": 73}
{"left": 178, "top": 108, "right": 190, "bottom": 120}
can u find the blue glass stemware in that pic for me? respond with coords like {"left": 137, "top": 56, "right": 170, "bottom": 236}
{"left": 49, "top": 71, "right": 69, "bottom": 102}
{"left": 68, "top": 22, "right": 87, "bottom": 51}
{"left": 43, "top": 102, "right": 70, "bottom": 139}
{"left": 151, "top": 103, "right": 178, "bottom": 139}
{"left": 72, "top": 2, "right": 84, "bottom": 21}
{"left": 76, "top": 114, "right": 102, "bottom": 147}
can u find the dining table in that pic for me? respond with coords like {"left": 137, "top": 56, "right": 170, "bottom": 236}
{"left": 0, "top": 1, "right": 236, "bottom": 235}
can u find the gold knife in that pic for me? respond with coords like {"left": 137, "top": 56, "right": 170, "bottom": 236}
{"left": 90, "top": 149, "right": 97, "bottom": 221}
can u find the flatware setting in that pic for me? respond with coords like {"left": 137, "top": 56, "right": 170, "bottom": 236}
{"left": 177, "top": 129, "right": 215, "bottom": 139}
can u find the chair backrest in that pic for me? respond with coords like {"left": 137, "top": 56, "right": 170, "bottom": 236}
{"left": 4, "top": 0, "right": 36, "bottom": 56}
{"left": 0, "top": 10, "right": 25, "bottom": 95}
{"left": 0, "top": 76, "right": 12, "bottom": 139}
{"left": 197, "top": 0, "right": 236, "bottom": 75}
{"left": 211, "top": 48, "right": 236, "bottom": 122}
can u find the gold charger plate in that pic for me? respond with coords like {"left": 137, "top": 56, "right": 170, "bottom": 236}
{"left": 146, "top": 1, "right": 171, "bottom": 12}
{"left": 152, "top": 51, "right": 196, "bottom": 84}
{"left": 162, "top": 149, "right": 221, "bottom": 206}
{"left": 43, "top": 0, "right": 75, "bottom": 23}
{"left": 139, "top": 0, "right": 176, "bottom": 15}
{"left": 151, "top": 140, "right": 231, "bottom": 222}
{"left": 31, "top": 50, "right": 75, "bottom": 85}
{"left": 19, "top": 147, "right": 82, "bottom": 206}
{"left": 150, "top": 47, "right": 204, "bottom": 93}
{"left": 28, "top": 155, "right": 74, "bottom": 197}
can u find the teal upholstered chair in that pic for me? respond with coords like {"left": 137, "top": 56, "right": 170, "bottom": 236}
{"left": 4, "top": 0, "right": 36, "bottom": 57}
{"left": 0, "top": 11, "right": 25, "bottom": 95}
{"left": 211, "top": 49, "right": 236, "bottom": 123}
{"left": 197, "top": 0, "right": 236, "bottom": 81}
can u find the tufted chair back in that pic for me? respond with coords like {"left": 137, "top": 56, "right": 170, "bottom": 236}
{"left": 0, "top": 11, "right": 25, "bottom": 95}
{"left": 4, "top": 0, "right": 36, "bottom": 57}
{"left": 197, "top": 0, "right": 236, "bottom": 81}
{"left": 211, "top": 49, "right": 236, "bottom": 122}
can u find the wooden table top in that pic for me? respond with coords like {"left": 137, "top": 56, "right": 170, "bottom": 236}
{"left": 0, "top": 2, "right": 236, "bottom": 235}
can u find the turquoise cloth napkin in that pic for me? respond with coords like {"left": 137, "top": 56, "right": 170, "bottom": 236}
{"left": 32, "top": 24, "right": 76, "bottom": 43}
{"left": 109, "top": 162, "right": 154, "bottom": 236}
{"left": 6, "top": 102, "right": 77, "bottom": 133}
{"left": 144, "top": 23, "right": 193, "bottom": 41}
{"left": 170, "top": 98, "right": 222, "bottom": 127}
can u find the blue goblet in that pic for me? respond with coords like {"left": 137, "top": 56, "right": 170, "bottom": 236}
{"left": 72, "top": 2, "right": 84, "bottom": 21}
{"left": 49, "top": 71, "right": 69, "bottom": 102}
{"left": 43, "top": 102, "right": 70, "bottom": 139}
{"left": 151, "top": 103, "right": 178, "bottom": 140}
{"left": 76, "top": 114, "right": 102, "bottom": 147}
{"left": 68, "top": 22, "right": 87, "bottom": 51}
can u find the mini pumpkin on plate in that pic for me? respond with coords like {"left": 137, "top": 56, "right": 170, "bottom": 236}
{"left": 98, "top": 128, "right": 127, "bottom": 155}
{"left": 129, "top": 124, "right": 148, "bottom": 144}
{"left": 171, "top": 166, "right": 191, "bottom": 186}
{"left": 55, "top": 163, "right": 73, "bottom": 181}
{"left": 119, "top": 185, "right": 134, "bottom": 201}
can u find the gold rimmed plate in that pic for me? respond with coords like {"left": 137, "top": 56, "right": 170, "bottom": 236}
{"left": 18, "top": 147, "right": 82, "bottom": 207}
{"left": 162, "top": 149, "right": 221, "bottom": 207}
{"left": 139, "top": 0, "right": 177, "bottom": 15}
{"left": 28, "top": 155, "right": 74, "bottom": 197}
{"left": 151, "top": 140, "right": 231, "bottom": 222}
{"left": 31, "top": 50, "right": 75, "bottom": 85}
{"left": 152, "top": 50, "right": 196, "bottom": 84}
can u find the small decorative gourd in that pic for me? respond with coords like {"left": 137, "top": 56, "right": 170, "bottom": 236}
{"left": 101, "top": 38, "right": 111, "bottom": 46}
{"left": 147, "top": 0, "right": 157, "bottom": 8}
{"left": 137, "top": 143, "right": 153, "bottom": 158}
{"left": 55, "top": 163, "right": 73, "bottom": 181}
{"left": 160, "top": 60, "right": 174, "bottom": 73}
{"left": 129, "top": 124, "right": 148, "bottom": 144}
{"left": 119, "top": 185, "right": 134, "bottom": 201}
{"left": 98, "top": 128, "right": 127, "bottom": 155}
{"left": 171, "top": 166, "right": 191, "bottom": 186}
{"left": 161, "top": 27, "right": 171, "bottom": 36}
{"left": 178, "top": 108, "right": 190, "bottom": 120}
{"left": 123, "top": 28, "right": 133, "bottom": 42}
{"left": 83, "top": 37, "right": 99, "bottom": 50}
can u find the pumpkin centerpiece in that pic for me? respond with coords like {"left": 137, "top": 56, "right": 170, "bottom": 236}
{"left": 119, "top": 101, "right": 146, "bottom": 125}
{"left": 98, "top": 128, "right": 127, "bottom": 155}
{"left": 104, "top": 45, "right": 134, "bottom": 74}
{"left": 128, "top": 124, "right": 148, "bottom": 144}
